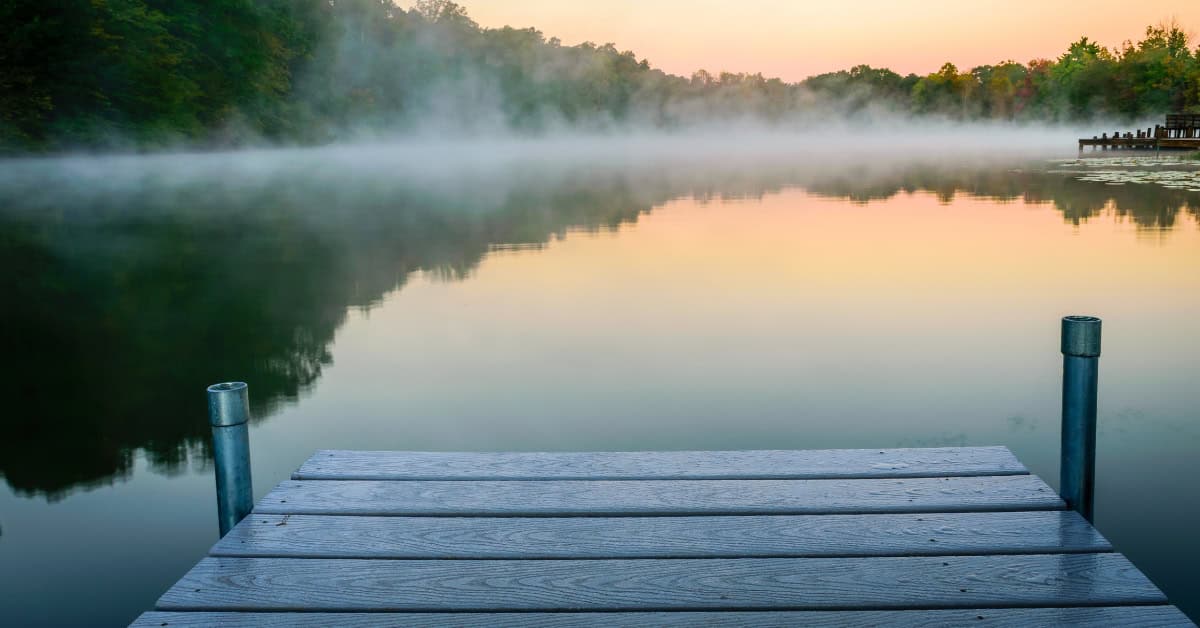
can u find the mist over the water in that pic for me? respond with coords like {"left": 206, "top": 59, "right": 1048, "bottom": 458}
{"left": 1, "top": 122, "right": 1103, "bottom": 212}
{"left": 5, "top": 119, "right": 1197, "bottom": 504}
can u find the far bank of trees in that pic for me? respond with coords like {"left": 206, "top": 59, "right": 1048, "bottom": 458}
{"left": 2, "top": 0, "right": 1199, "bottom": 151}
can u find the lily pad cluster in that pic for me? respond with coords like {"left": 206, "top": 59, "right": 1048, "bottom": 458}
{"left": 1047, "top": 157, "right": 1200, "bottom": 191}
{"left": 1051, "top": 156, "right": 1200, "bottom": 168}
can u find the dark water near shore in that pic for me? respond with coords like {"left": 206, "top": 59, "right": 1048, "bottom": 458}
{"left": 1, "top": 144, "right": 1198, "bottom": 625}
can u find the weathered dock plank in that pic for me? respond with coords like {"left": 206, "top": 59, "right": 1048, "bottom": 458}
{"left": 213, "top": 510, "right": 1108, "bottom": 559}
{"left": 293, "top": 446, "right": 1027, "bottom": 480}
{"left": 133, "top": 607, "right": 1197, "bottom": 628}
{"left": 156, "top": 553, "right": 1164, "bottom": 612}
{"left": 256, "top": 475, "right": 1062, "bottom": 516}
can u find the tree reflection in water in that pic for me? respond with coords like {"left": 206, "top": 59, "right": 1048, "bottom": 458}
{"left": 1, "top": 150, "right": 1196, "bottom": 498}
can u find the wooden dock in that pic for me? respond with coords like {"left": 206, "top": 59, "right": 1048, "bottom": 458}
{"left": 132, "top": 447, "right": 1194, "bottom": 626}
{"left": 1079, "top": 113, "right": 1200, "bottom": 151}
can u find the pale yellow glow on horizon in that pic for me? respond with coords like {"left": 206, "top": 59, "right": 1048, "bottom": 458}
{"left": 455, "top": 0, "right": 1199, "bottom": 81}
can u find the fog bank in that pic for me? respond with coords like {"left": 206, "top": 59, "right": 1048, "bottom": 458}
{"left": 1, "top": 122, "right": 1104, "bottom": 209}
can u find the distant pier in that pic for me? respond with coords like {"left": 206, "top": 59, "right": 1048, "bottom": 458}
{"left": 1079, "top": 114, "right": 1200, "bottom": 151}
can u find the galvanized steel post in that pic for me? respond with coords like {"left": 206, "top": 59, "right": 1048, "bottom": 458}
{"left": 207, "top": 382, "right": 253, "bottom": 537}
{"left": 1060, "top": 316, "right": 1100, "bottom": 522}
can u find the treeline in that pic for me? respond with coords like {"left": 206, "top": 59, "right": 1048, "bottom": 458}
{"left": 2, "top": 0, "right": 1199, "bottom": 151}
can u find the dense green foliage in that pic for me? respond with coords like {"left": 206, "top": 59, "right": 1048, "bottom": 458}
{"left": 3, "top": 0, "right": 1199, "bottom": 151}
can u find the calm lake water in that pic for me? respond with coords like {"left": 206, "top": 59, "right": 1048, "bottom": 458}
{"left": 1, "top": 140, "right": 1198, "bottom": 625}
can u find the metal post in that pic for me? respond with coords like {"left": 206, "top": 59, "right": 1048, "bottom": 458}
{"left": 208, "top": 382, "right": 253, "bottom": 537}
{"left": 1060, "top": 316, "right": 1100, "bottom": 522}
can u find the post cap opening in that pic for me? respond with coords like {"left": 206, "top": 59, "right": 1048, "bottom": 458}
{"left": 1061, "top": 316, "right": 1102, "bottom": 357}
{"left": 208, "top": 381, "right": 247, "bottom": 393}
{"left": 207, "top": 381, "right": 250, "bottom": 426}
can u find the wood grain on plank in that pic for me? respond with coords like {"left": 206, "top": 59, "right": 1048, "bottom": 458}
{"left": 132, "top": 606, "right": 1197, "bottom": 628}
{"left": 156, "top": 554, "right": 1164, "bottom": 612}
{"left": 214, "top": 511, "right": 1108, "bottom": 559}
{"left": 293, "top": 447, "right": 1027, "bottom": 480}
{"left": 255, "top": 475, "right": 1062, "bottom": 516}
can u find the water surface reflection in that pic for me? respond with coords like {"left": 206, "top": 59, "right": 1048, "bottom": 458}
{"left": 1, "top": 152, "right": 1198, "bottom": 499}
{"left": 2, "top": 145, "right": 1200, "bottom": 626}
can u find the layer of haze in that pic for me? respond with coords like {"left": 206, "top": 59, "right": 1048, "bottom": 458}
{"left": 464, "top": 0, "right": 1200, "bottom": 80}
{"left": 1, "top": 124, "right": 1091, "bottom": 203}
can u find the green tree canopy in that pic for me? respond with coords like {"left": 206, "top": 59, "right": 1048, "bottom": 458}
{"left": 2, "top": 2, "right": 1199, "bottom": 151}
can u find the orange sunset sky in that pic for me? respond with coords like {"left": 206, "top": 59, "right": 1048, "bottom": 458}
{"left": 458, "top": 0, "right": 1198, "bottom": 82}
